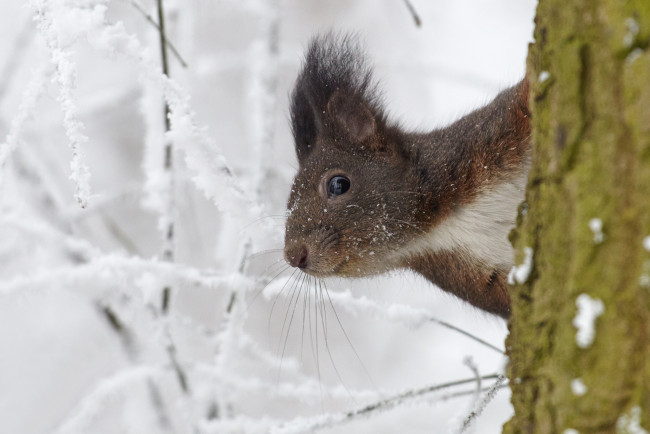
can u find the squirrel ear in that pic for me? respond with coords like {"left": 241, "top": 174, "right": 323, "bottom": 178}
{"left": 327, "top": 90, "right": 377, "bottom": 144}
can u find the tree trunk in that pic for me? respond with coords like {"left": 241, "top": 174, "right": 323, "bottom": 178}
{"left": 505, "top": 1, "right": 650, "bottom": 432}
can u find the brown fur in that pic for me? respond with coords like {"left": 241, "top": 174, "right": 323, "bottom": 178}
{"left": 284, "top": 34, "right": 530, "bottom": 318}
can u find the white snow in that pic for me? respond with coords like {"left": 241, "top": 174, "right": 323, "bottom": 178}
{"left": 643, "top": 236, "right": 650, "bottom": 252}
{"left": 624, "top": 18, "right": 639, "bottom": 47}
{"left": 570, "top": 378, "right": 587, "bottom": 396}
{"left": 538, "top": 71, "right": 550, "bottom": 83}
{"left": 0, "top": 0, "right": 535, "bottom": 432}
{"left": 640, "top": 274, "right": 650, "bottom": 289}
{"left": 29, "top": 0, "right": 93, "bottom": 208}
{"left": 573, "top": 294, "right": 605, "bottom": 349}
{"left": 617, "top": 406, "right": 648, "bottom": 434}
{"left": 563, "top": 430, "right": 579, "bottom": 434}
{"left": 588, "top": 218, "right": 604, "bottom": 244}
{"left": 508, "top": 246, "right": 534, "bottom": 285}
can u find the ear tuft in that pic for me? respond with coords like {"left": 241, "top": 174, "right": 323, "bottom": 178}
{"left": 290, "top": 84, "right": 319, "bottom": 164}
{"left": 327, "top": 90, "right": 377, "bottom": 143}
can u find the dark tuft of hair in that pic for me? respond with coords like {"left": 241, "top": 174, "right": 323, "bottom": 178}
{"left": 290, "top": 33, "right": 385, "bottom": 160}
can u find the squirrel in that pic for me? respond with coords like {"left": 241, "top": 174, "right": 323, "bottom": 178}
{"left": 283, "top": 34, "right": 530, "bottom": 319}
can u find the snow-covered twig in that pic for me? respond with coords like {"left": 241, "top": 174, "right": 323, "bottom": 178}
{"left": 0, "top": 254, "right": 253, "bottom": 297}
{"left": 248, "top": 0, "right": 280, "bottom": 200}
{"left": 155, "top": 0, "right": 175, "bottom": 280}
{"left": 29, "top": 2, "right": 266, "bottom": 224}
{"left": 0, "top": 211, "right": 99, "bottom": 262}
{"left": 54, "top": 365, "right": 165, "bottom": 434}
{"left": 29, "top": 0, "right": 92, "bottom": 208}
{"left": 0, "top": 65, "right": 50, "bottom": 179}
{"left": 269, "top": 375, "right": 502, "bottom": 434}
{"left": 457, "top": 375, "right": 507, "bottom": 433}
{"left": 194, "top": 363, "right": 383, "bottom": 404}
{"left": 127, "top": 0, "right": 188, "bottom": 68}
{"left": 98, "top": 304, "right": 174, "bottom": 431}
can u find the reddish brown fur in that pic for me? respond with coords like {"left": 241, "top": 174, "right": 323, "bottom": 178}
{"left": 285, "top": 34, "right": 530, "bottom": 318}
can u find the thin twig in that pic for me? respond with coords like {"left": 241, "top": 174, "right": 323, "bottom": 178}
{"left": 270, "top": 374, "right": 503, "bottom": 434}
{"left": 429, "top": 317, "right": 504, "bottom": 354}
{"left": 458, "top": 375, "right": 507, "bottom": 433}
{"left": 402, "top": 0, "right": 422, "bottom": 27}
{"left": 463, "top": 355, "right": 481, "bottom": 407}
{"left": 128, "top": 0, "right": 188, "bottom": 68}
{"left": 264, "top": 277, "right": 504, "bottom": 354}
{"left": 98, "top": 305, "right": 173, "bottom": 431}
{"left": 156, "top": 0, "right": 174, "bottom": 314}
{"left": 154, "top": 0, "right": 190, "bottom": 398}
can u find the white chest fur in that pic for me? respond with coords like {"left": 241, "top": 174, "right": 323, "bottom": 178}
{"left": 401, "top": 171, "right": 528, "bottom": 269}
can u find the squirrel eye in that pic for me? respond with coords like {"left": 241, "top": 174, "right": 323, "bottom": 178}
{"left": 327, "top": 175, "right": 351, "bottom": 197}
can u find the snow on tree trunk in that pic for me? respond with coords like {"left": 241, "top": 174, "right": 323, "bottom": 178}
{"left": 505, "top": 0, "right": 650, "bottom": 432}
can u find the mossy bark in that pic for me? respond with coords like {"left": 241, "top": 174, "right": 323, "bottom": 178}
{"left": 505, "top": 1, "right": 650, "bottom": 432}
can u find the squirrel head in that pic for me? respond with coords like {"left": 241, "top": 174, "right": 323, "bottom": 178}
{"left": 284, "top": 34, "right": 432, "bottom": 277}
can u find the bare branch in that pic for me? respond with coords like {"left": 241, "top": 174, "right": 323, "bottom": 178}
{"left": 458, "top": 375, "right": 507, "bottom": 433}
{"left": 270, "top": 375, "right": 503, "bottom": 434}
{"left": 402, "top": 0, "right": 422, "bottom": 27}
{"left": 429, "top": 317, "right": 504, "bottom": 354}
{"left": 463, "top": 355, "right": 481, "bottom": 406}
{"left": 98, "top": 305, "right": 173, "bottom": 432}
{"left": 263, "top": 278, "right": 504, "bottom": 354}
{"left": 127, "top": 0, "right": 188, "bottom": 68}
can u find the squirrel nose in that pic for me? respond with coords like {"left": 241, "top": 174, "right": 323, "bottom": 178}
{"left": 287, "top": 245, "right": 309, "bottom": 269}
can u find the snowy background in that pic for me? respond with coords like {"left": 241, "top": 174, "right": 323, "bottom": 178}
{"left": 0, "top": 0, "right": 536, "bottom": 433}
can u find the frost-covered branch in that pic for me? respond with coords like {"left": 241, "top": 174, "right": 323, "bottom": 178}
{"left": 29, "top": 0, "right": 92, "bottom": 208}
{"left": 269, "top": 375, "right": 502, "bottom": 434}
{"left": 0, "top": 65, "right": 50, "bottom": 184}
{"left": 98, "top": 305, "right": 174, "bottom": 432}
{"left": 153, "top": 0, "right": 175, "bottom": 285}
{"left": 29, "top": 1, "right": 266, "bottom": 223}
{"left": 0, "top": 254, "right": 253, "bottom": 297}
{"left": 127, "top": 0, "right": 188, "bottom": 67}
{"left": 457, "top": 375, "right": 507, "bottom": 433}
{"left": 248, "top": 0, "right": 280, "bottom": 200}
{"left": 54, "top": 366, "right": 165, "bottom": 434}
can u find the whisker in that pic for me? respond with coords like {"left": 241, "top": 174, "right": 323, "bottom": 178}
{"left": 241, "top": 214, "right": 287, "bottom": 231}
{"left": 314, "top": 279, "right": 323, "bottom": 411}
{"left": 278, "top": 273, "right": 307, "bottom": 381}
{"left": 247, "top": 248, "right": 284, "bottom": 261}
{"left": 267, "top": 268, "right": 298, "bottom": 338}
{"left": 300, "top": 276, "right": 309, "bottom": 363}
{"left": 276, "top": 272, "right": 305, "bottom": 384}
{"left": 247, "top": 263, "right": 291, "bottom": 310}
{"left": 278, "top": 273, "right": 306, "bottom": 355}
{"left": 323, "top": 280, "right": 378, "bottom": 391}
{"left": 256, "top": 257, "right": 290, "bottom": 280}
{"left": 307, "top": 275, "right": 316, "bottom": 362}
{"left": 317, "top": 279, "right": 356, "bottom": 403}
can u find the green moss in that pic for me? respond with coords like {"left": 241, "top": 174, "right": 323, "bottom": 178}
{"left": 506, "top": 1, "right": 650, "bottom": 432}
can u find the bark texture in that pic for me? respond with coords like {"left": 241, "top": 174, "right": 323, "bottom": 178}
{"left": 505, "top": 1, "right": 650, "bottom": 432}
